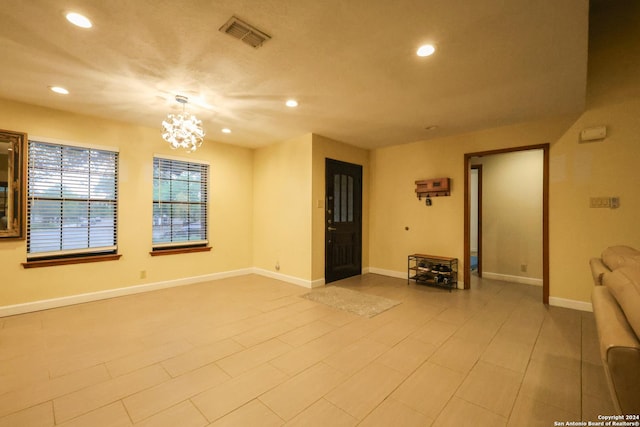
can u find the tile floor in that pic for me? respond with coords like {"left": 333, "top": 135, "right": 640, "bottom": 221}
{"left": 0, "top": 273, "right": 615, "bottom": 426}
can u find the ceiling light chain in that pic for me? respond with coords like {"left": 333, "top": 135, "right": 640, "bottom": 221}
{"left": 161, "top": 95, "right": 205, "bottom": 153}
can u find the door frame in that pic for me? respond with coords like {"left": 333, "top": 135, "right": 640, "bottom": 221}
{"left": 463, "top": 143, "right": 550, "bottom": 304}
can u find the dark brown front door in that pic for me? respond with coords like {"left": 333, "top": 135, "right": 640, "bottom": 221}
{"left": 325, "top": 159, "right": 362, "bottom": 283}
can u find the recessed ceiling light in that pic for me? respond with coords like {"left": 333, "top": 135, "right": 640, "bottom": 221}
{"left": 222, "top": 128, "right": 231, "bottom": 134}
{"left": 66, "top": 12, "right": 92, "bottom": 28}
{"left": 50, "top": 86, "right": 69, "bottom": 95}
{"left": 417, "top": 44, "right": 436, "bottom": 57}
{"left": 285, "top": 99, "right": 298, "bottom": 108}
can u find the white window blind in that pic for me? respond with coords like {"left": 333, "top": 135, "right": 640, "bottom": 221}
{"left": 27, "top": 141, "right": 118, "bottom": 258}
{"left": 152, "top": 157, "right": 208, "bottom": 248}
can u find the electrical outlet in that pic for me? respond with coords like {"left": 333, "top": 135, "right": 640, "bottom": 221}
{"left": 520, "top": 264, "right": 527, "bottom": 273}
{"left": 140, "top": 270, "right": 146, "bottom": 279}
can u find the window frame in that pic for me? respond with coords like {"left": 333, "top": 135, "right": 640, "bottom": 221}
{"left": 151, "top": 154, "right": 210, "bottom": 253}
{"left": 23, "top": 137, "right": 120, "bottom": 267}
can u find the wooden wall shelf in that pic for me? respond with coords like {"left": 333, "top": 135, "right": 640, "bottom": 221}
{"left": 415, "top": 178, "right": 450, "bottom": 199}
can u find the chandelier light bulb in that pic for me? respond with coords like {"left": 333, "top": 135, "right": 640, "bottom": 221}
{"left": 161, "top": 95, "right": 205, "bottom": 152}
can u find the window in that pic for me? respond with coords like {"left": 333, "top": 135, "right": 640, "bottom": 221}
{"left": 27, "top": 140, "right": 118, "bottom": 259}
{"left": 152, "top": 156, "right": 208, "bottom": 249}
{"left": 333, "top": 174, "right": 354, "bottom": 223}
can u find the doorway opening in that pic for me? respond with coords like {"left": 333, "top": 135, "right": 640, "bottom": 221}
{"left": 463, "top": 144, "right": 550, "bottom": 304}
{"left": 470, "top": 165, "right": 482, "bottom": 278}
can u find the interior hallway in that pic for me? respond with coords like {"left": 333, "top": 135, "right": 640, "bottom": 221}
{"left": 0, "top": 273, "right": 611, "bottom": 426}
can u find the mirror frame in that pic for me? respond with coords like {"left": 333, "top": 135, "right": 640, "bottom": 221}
{"left": 0, "top": 129, "right": 27, "bottom": 239}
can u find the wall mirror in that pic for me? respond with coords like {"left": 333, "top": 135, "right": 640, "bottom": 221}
{"left": 0, "top": 129, "right": 26, "bottom": 239}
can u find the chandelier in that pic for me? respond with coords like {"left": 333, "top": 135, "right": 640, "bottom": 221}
{"left": 161, "top": 95, "right": 205, "bottom": 152}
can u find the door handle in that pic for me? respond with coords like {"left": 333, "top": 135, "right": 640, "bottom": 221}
{"left": 327, "top": 226, "right": 337, "bottom": 231}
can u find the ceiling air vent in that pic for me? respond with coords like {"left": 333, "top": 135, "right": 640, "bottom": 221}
{"left": 219, "top": 16, "right": 271, "bottom": 48}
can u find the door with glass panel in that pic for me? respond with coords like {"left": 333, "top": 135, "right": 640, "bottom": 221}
{"left": 325, "top": 158, "right": 362, "bottom": 283}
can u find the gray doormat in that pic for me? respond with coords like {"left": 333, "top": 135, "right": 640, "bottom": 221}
{"left": 300, "top": 286, "right": 401, "bottom": 318}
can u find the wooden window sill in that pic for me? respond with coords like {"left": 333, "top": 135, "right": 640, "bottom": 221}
{"left": 149, "top": 246, "right": 212, "bottom": 256}
{"left": 22, "top": 254, "right": 122, "bottom": 269}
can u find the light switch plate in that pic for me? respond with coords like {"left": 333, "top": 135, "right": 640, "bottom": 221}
{"left": 590, "top": 196, "right": 620, "bottom": 209}
{"left": 611, "top": 197, "right": 620, "bottom": 209}
{"left": 590, "top": 197, "right": 611, "bottom": 208}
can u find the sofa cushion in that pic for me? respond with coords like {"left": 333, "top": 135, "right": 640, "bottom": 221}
{"left": 604, "top": 265, "right": 640, "bottom": 338}
{"left": 602, "top": 245, "right": 640, "bottom": 271}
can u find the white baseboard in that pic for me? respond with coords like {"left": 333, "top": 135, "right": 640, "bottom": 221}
{"left": 483, "top": 271, "right": 543, "bottom": 287}
{"left": 251, "top": 268, "right": 322, "bottom": 289}
{"left": 254, "top": 267, "right": 372, "bottom": 289}
{"left": 368, "top": 267, "right": 465, "bottom": 289}
{"left": 364, "top": 268, "right": 591, "bottom": 311}
{"left": 368, "top": 267, "right": 406, "bottom": 279}
{"left": 484, "top": 273, "right": 593, "bottom": 312}
{"left": 0, "top": 266, "right": 400, "bottom": 317}
{"left": 310, "top": 278, "right": 325, "bottom": 288}
{"left": 0, "top": 268, "right": 253, "bottom": 318}
{"left": 5, "top": 266, "right": 572, "bottom": 318}
{"left": 549, "top": 297, "right": 593, "bottom": 312}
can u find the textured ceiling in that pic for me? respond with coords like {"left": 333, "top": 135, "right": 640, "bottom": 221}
{"left": 0, "top": 0, "right": 589, "bottom": 149}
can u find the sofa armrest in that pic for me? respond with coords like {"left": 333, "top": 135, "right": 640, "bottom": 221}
{"left": 590, "top": 257, "right": 609, "bottom": 285}
{"left": 592, "top": 286, "right": 640, "bottom": 414}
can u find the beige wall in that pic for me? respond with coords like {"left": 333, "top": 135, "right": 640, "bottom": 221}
{"left": 549, "top": 99, "right": 640, "bottom": 303}
{"left": 311, "top": 134, "right": 369, "bottom": 282}
{"left": 370, "top": 93, "right": 640, "bottom": 303}
{"left": 252, "top": 133, "right": 369, "bottom": 285}
{"left": 253, "top": 134, "right": 369, "bottom": 286}
{"left": 367, "top": 1, "right": 640, "bottom": 304}
{"left": 0, "top": 99, "right": 253, "bottom": 307}
{"left": 472, "top": 150, "right": 544, "bottom": 282}
{"left": 2, "top": 1, "right": 639, "bottom": 310}
{"left": 370, "top": 1, "right": 640, "bottom": 304}
{"left": 0, "top": 99, "right": 370, "bottom": 307}
{"left": 252, "top": 134, "right": 313, "bottom": 281}
{"left": 369, "top": 116, "right": 574, "bottom": 283}
{"left": 548, "top": 0, "right": 640, "bottom": 303}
